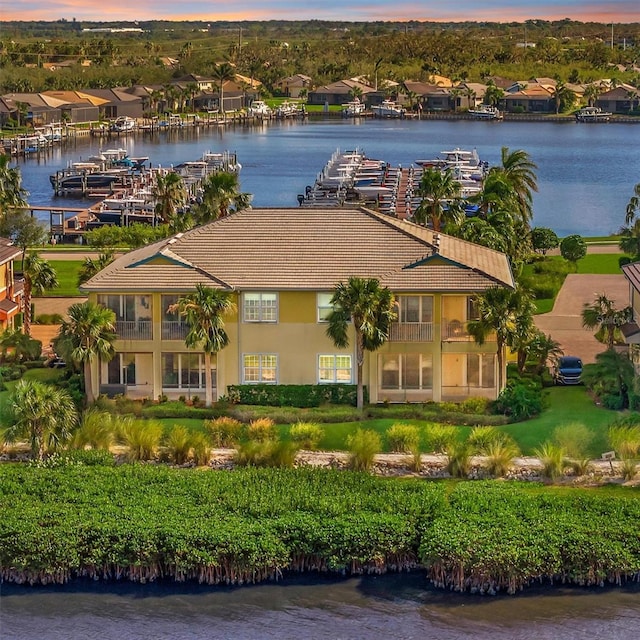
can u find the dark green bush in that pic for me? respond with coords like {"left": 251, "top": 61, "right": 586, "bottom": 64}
{"left": 492, "top": 381, "right": 544, "bottom": 421}
{"left": 227, "top": 384, "right": 365, "bottom": 407}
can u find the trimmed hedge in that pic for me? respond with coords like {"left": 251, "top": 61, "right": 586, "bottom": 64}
{"left": 226, "top": 384, "right": 366, "bottom": 407}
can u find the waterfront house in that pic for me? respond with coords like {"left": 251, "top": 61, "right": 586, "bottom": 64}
{"left": 276, "top": 74, "right": 313, "bottom": 98}
{"left": 81, "top": 207, "right": 514, "bottom": 404}
{"left": 596, "top": 84, "right": 640, "bottom": 114}
{"left": 503, "top": 83, "right": 555, "bottom": 113}
{"left": 0, "top": 238, "right": 23, "bottom": 331}
{"left": 307, "top": 80, "right": 374, "bottom": 106}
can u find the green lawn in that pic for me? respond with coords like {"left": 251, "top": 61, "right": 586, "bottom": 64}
{"left": 157, "top": 386, "right": 619, "bottom": 458}
{"left": 500, "top": 386, "right": 619, "bottom": 456}
{"left": 42, "top": 260, "right": 84, "bottom": 297}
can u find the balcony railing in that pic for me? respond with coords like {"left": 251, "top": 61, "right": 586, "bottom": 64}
{"left": 162, "top": 321, "right": 188, "bottom": 340}
{"left": 389, "top": 322, "right": 433, "bottom": 342}
{"left": 115, "top": 320, "right": 152, "bottom": 340}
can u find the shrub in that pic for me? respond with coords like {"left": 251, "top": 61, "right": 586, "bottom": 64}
{"left": 166, "top": 425, "right": 192, "bottom": 465}
{"left": 445, "top": 442, "right": 472, "bottom": 478}
{"left": 234, "top": 439, "right": 299, "bottom": 468}
{"left": 467, "top": 426, "right": 504, "bottom": 454}
{"left": 620, "top": 458, "right": 638, "bottom": 481}
{"left": 407, "top": 445, "right": 423, "bottom": 472}
{"left": 567, "top": 458, "right": 592, "bottom": 476}
{"left": 534, "top": 442, "right": 566, "bottom": 481}
{"left": 205, "top": 416, "right": 244, "bottom": 448}
{"left": 72, "top": 409, "right": 115, "bottom": 451}
{"left": 118, "top": 418, "right": 163, "bottom": 461}
{"left": 227, "top": 383, "right": 364, "bottom": 407}
{"left": 492, "top": 381, "right": 544, "bottom": 421}
{"left": 247, "top": 417, "right": 277, "bottom": 442}
{"left": 483, "top": 440, "right": 520, "bottom": 477}
{"left": 385, "top": 423, "right": 420, "bottom": 453}
{"left": 190, "top": 432, "right": 211, "bottom": 466}
{"left": 608, "top": 423, "right": 640, "bottom": 459}
{"left": 552, "top": 422, "right": 593, "bottom": 459}
{"left": 289, "top": 422, "right": 323, "bottom": 450}
{"left": 458, "top": 396, "right": 490, "bottom": 415}
{"left": 347, "top": 428, "right": 381, "bottom": 471}
{"left": 423, "top": 423, "right": 458, "bottom": 454}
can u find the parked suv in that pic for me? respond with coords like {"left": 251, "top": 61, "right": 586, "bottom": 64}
{"left": 554, "top": 356, "right": 583, "bottom": 385}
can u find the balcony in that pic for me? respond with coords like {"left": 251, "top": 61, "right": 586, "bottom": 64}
{"left": 441, "top": 319, "right": 496, "bottom": 342}
{"left": 389, "top": 322, "right": 433, "bottom": 342}
{"left": 162, "top": 321, "right": 188, "bottom": 341}
{"left": 115, "top": 320, "right": 152, "bottom": 340}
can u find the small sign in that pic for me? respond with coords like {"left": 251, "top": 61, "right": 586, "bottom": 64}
{"left": 601, "top": 451, "right": 616, "bottom": 461}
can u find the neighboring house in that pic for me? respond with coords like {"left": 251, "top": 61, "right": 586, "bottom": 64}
{"left": 502, "top": 83, "right": 555, "bottom": 113}
{"left": 81, "top": 207, "right": 514, "bottom": 404}
{"left": 276, "top": 74, "right": 312, "bottom": 98}
{"left": 307, "top": 79, "right": 374, "bottom": 106}
{"left": 596, "top": 84, "right": 640, "bottom": 114}
{"left": 403, "top": 81, "right": 455, "bottom": 110}
{"left": 0, "top": 238, "right": 23, "bottom": 331}
{"left": 81, "top": 89, "right": 144, "bottom": 120}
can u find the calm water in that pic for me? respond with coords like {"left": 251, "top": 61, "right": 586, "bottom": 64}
{"left": 14, "top": 117, "right": 640, "bottom": 237}
{"left": 2, "top": 573, "right": 640, "bottom": 639}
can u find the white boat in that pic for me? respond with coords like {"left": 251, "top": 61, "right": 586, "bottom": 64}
{"left": 371, "top": 100, "right": 406, "bottom": 118}
{"left": 342, "top": 98, "right": 366, "bottom": 117}
{"left": 109, "top": 116, "right": 136, "bottom": 132}
{"left": 248, "top": 100, "right": 272, "bottom": 116}
{"left": 275, "top": 101, "right": 304, "bottom": 118}
{"left": 468, "top": 104, "right": 503, "bottom": 120}
{"left": 575, "top": 106, "right": 612, "bottom": 122}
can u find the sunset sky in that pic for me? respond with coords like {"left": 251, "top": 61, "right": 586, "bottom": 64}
{"left": 2, "top": 1, "right": 638, "bottom": 24}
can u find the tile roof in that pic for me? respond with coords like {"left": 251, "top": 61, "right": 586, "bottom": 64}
{"left": 81, "top": 207, "right": 514, "bottom": 293}
{"left": 0, "top": 237, "right": 21, "bottom": 265}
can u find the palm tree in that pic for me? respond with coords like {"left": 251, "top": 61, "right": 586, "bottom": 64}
{"left": 3, "top": 379, "right": 78, "bottom": 460}
{"left": 625, "top": 183, "right": 640, "bottom": 225}
{"left": 325, "top": 277, "right": 396, "bottom": 410}
{"left": 55, "top": 301, "right": 117, "bottom": 405}
{"left": 212, "top": 62, "right": 236, "bottom": 115}
{"left": 0, "top": 154, "right": 28, "bottom": 214}
{"left": 169, "top": 284, "right": 235, "bottom": 408}
{"left": 77, "top": 252, "right": 115, "bottom": 287}
{"left": 528, "top": 331, "right": 564, "bottom": 375}
{"left": 153, "top": 171, "right": 188, "bottom": 225}
{"left": 414, "top": 167, "right": 462, "bottom": 232}
{"left": 195, "top": 171, "right": 250, "bottom": 223}
{"left": 0, "top": 327, "right": 41, "bottom": 363}
{"left": 489, "top": 147, "right": 538, "bottom": 225}
{"left": 22, "top": 254, "right": 58, "bottom": 337}
{"left": 467, "top": 286, "right": 535, "bottom": 391}
{"left": 581, "top": 294, "right": 632, "bottom": 350}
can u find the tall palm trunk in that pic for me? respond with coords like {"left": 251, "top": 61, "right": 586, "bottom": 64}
{"left": 204, "top": 352, "right": 213, "bottom": 408}
{"left": 23, "top": 279, "right": 32, "bottom": 336}
{"left": 497, "top": 338, "right": 505, "bottom": 392}
{"left": 356, "top": 332, "right": 364, "bottom": 410}
{"left": 84, "top": 362, "right": 95, "bottom": 404}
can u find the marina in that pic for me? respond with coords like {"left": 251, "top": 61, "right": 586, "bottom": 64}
{"left": 13, "top": 118, "right": 640, "bottom": 238}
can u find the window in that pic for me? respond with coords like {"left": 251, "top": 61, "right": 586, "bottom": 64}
{"left": 243, "top": 293, "right": 277, "bottom": 323}
{"left": 467, "top": 296, "right": 480, "bottom": 321}
{"left": 397, "top": 296, "right": 433, "bottom": 323}
{"left": 318, "top": 355, "right": 352, "bottom": 383}
{"left": 317, "top": 293, "right": 335, "bottom": 322}
{"left": 107, "top": 353, "right": 136, "bottom": 385}
{"left": 243, "top": 354, "right": 277, "bottom": 383}
{"left": 381, "top": 353, "right": 432, "bottom": 390}
{"left": 97, "top": 294, "right": 152, "bottom": 321}
{"left": 161, "top": 353, "right": 211, "bottom": 390}
{"left": 467, "top": 354, "right": 495, "bottom": 388}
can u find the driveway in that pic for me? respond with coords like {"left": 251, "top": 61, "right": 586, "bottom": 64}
{"left": 533, "top": 273, "right": 628, "bottom": 364}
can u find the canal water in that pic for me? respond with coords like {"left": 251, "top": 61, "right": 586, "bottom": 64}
{"left": 14, "top": 117, "right": 640, "bottom": 238}
{"left": 2, "top": 572, "right": 639, "bottom": 639}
